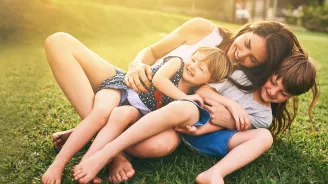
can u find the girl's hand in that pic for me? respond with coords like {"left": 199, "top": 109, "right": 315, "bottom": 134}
{"left": 125, "top": 62, "right": 153, "bottom": 93}
{"left": 182, "top": 94, "right": 204, "bottom": 106}
{"left": 174, "top": 125, "right": 198, "bottom": 135}
{"left": 227, "top": 101, "right": 251, "bottom": 131}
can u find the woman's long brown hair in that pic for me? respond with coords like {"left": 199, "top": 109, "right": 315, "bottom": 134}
{"left": 217, "top": 21, "right": 302, "bottom": 91}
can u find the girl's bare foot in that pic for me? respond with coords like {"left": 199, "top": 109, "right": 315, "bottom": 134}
{"left": 108, "top": 153, "right": 135, "bottom": 183}
{"left": 195, "top": 169, "right": 224, "bottom": 184}
{"left": 73, "top": 151, "right": 112, "bottom": 183}
{"left": 42, "top": 160, "right": 65, "bottom": 184}
{"left": 52, "top": 129, "right": 74, "bottom": 149}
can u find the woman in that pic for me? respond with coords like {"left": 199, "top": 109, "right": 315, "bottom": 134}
{"left": 43, "top": 18, "right": 302, "bottom": 183}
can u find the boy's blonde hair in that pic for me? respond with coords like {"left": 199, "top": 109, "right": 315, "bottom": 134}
{"left": 195, "top": 47, "right": 233, "bottom": 83}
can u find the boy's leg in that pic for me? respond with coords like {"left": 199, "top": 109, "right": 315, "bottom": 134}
{"left": 195, "top": 128, "right": 273, "bottom": 184}
{"left": 73, "top": 101, "right": 200, "bottom": 183}
{"left": 42, "top": 89, "right": 120, "bottom": 184}
{"left": 108, "top": 129, "right": 181, "bottom": 183}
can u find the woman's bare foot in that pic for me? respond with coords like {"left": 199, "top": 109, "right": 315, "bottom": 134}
{"left": 92, "top": 176, "right": 103, "bottom": 184}
{"left": 52, "top": 129, "right": 74, "bottom": 149}
{"left": 42, "top": 160, "right": 65, "bottom": 184}
{"left": 195, "top": 169, "right": 224, "bottom": 184}
{"left": 108, "top": 153, "right": 135, "bottom": 183}
{"left": 73, "top": 151, "right": 112, "bottom": 183}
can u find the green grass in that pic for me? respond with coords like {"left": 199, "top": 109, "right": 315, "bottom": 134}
{"left": 0, "top": 0, "right": 327, "bottom": 183}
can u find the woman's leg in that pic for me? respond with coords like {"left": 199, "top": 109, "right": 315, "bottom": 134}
{"left": 195, "top": 128, "right": 273, "bottom": 184}
{"left": 45, "top": 32, "right": 118, "bottom": 149}
{"left": 73, "top": 101, "right": 200, "bottom": 183}
{"left": 44, "top": 32, "right": 183, "bottom": 183}
{"left": 42, "top": 32, "right": 122, "bottom": 184}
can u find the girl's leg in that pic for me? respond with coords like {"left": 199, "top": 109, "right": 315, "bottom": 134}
{"left": 195, "top": 128, "right": 273, "bottom": 184}
{"left": 76, "top": 106, "right": 140, "bottom": 183}
{"left": 42, "top": 89, "right": 121, "bottom": 184}
{"left": 73, "top": 101, "right": 199, "bottom": 183}
{"left": 80, "top": 106, "right": 140, "bottom": 162}
{"left": 45, "top": 32, "right": 118, "bottom": 149}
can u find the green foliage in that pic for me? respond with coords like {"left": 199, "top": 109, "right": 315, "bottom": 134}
{"left": 0, "top": 1, "right": 327, "bottom": 183}
{"left": 302, "top": 4, "right": 328, "bottom": 32}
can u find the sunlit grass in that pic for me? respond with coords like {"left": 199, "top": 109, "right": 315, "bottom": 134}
{"left": 0, "top": 1, "right": 327, "bottom": 183}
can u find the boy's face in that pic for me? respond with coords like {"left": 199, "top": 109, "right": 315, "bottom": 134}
{"left": 260, "top": 75, "right": 292, "bottom": 103}
{"left": 183, "top": 51, "right": 211, "bottom": 85}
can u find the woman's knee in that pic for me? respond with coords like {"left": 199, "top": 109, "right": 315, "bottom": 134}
{"left": 45, "top": 32, "right": 72, "bottom": 49}
{"left": 126, "top": 130, "right": 181, "bottom": 158}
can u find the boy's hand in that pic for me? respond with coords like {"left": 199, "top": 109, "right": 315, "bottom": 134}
{"left": 175, "top": 125, "right": 198, "bottom": 135}
{"left": 181, "top": 94, "right": 204, "bottom": 106}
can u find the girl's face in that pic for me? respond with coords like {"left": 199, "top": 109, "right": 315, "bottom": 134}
{"left": 183, "top": 51, "right": 211, "bottom": 86}
{"left": 260, "top": 75, "right": 292, "bottom": 103}
{"left": 227, "top": 32, "right": 268, "bottom": 68}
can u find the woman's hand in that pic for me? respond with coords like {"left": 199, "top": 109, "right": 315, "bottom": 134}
{"left": 182, "top": 94, "right": 204, "bottom": 106}
{"left": 226, "top": 100, "right": 251, "bottom": 131}
{"left": 125, "top": 62, "right": 153, "bottom": 93}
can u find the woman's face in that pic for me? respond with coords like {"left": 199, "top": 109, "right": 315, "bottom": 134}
{"left": 260, "top": 75, "right": 292, "bottom": 103}
{"left": 227, "top": 32, "right": 268, "bottom": 68}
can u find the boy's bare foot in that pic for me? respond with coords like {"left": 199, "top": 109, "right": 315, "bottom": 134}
{"left": 73, "top": 151, "right": 112, "bottom": 183}
{"left": 108, "top": 153, "right": 135, "bottom": 183}
{"left": 195, "top": 169, "right": 224, "bottom": 184}
{"left": 42, "top": 160, "right": 65, "bottom": 184}
{"left": 52, "top": 129, "right": 74, "bottom": 149}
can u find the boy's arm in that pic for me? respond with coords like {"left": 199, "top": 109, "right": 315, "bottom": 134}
{"left": 152, "top": 58, "right": 187, "bottom": 100}
{"left": 196, "top": 85, "right": 251, "bottom": 131}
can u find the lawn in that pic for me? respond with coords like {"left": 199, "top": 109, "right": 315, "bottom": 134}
{"left": 0, "top": 0, "right": 327, "bottom": 183}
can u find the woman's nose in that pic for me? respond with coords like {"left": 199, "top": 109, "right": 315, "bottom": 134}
{"left": 238, "top": 48, "right": 251, "bottom": 59}
{"left": 269, "top": 88, "right": 278, "bottom": 98}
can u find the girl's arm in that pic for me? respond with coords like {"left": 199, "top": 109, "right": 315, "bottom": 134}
{"left": 152, "top": 58, "right": 188, "bottom": 100}
{"left": 196, "top": 85, "right": 251, "bottom": 131}
{"left": 125, "top": 18, "right": 215, "bottom": 93}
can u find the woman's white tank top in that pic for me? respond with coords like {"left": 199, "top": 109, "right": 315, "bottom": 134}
{"left": 152, "top": 27, "right": 223, "bottom": 67}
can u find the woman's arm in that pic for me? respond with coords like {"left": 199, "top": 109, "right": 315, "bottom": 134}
{"left": 125, "top": 18, "right": 215, "bottom": 93}
{"left": 196, "top": 85, "right": 251, "bottom": 131}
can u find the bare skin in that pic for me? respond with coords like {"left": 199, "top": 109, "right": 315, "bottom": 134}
{"left": 42, "top": 32, "right": 180, "bottom": 184}
{"left": 72, "top": 101, "right": 273, "bottom": 183}
{"left": 52, "top": 129, "right": 74, "bottom": 149}
{"left": 195, "top": 129, "right": 273, "bottom": 184}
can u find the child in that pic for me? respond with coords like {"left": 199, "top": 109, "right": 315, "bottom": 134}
{"left": 73, "top": 52, "right": 319, "bottom": 183}
{"left": 42, "top": 47, "right": 233, "bottom": 184}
